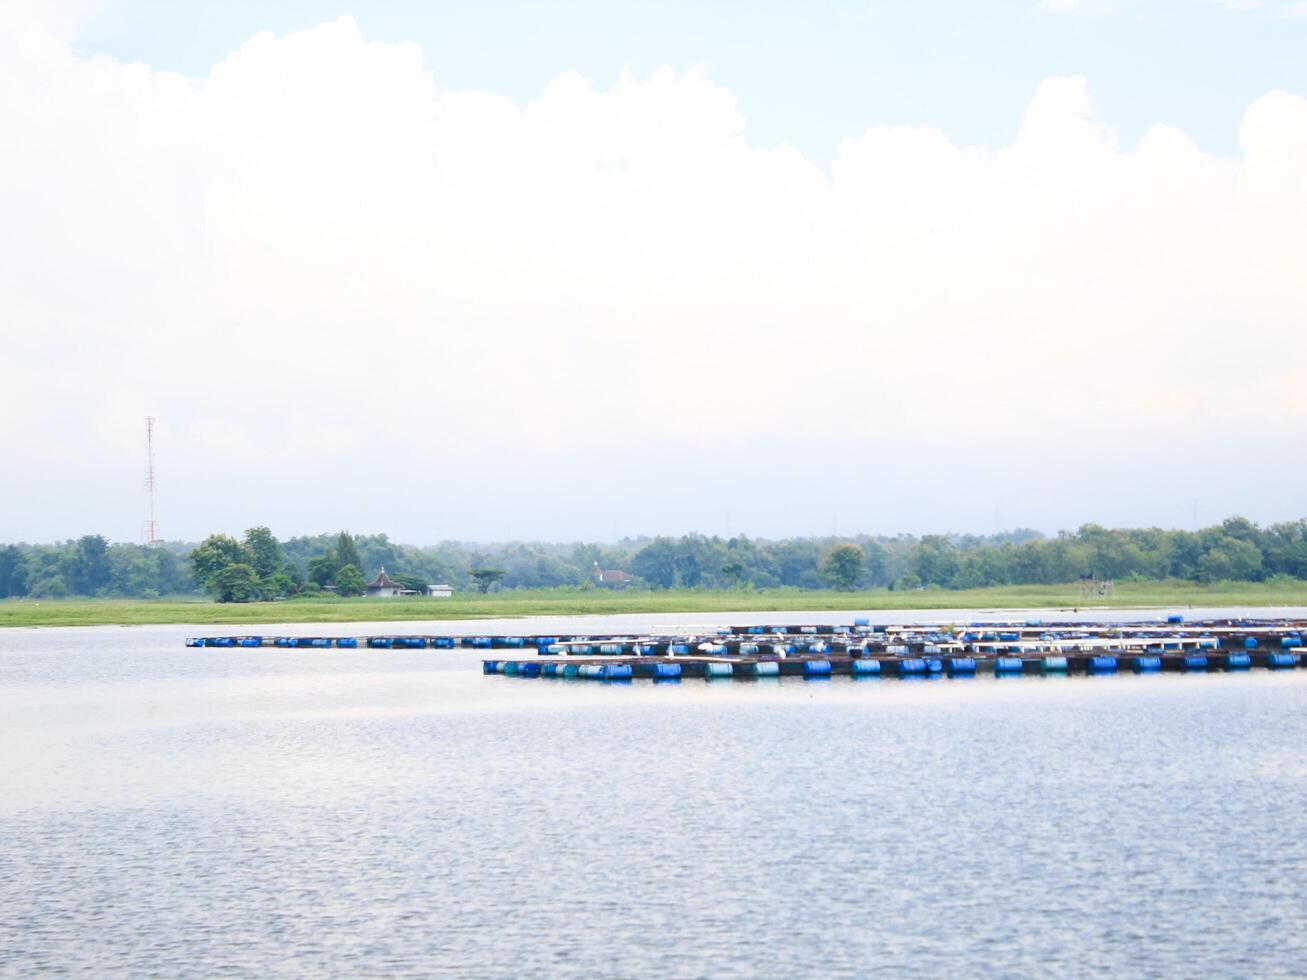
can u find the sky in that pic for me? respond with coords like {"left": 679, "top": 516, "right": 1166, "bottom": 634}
{"left": 1, "top": 0, "right": 1305, "bottom": 544}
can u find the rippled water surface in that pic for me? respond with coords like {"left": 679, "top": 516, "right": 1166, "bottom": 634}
{"left": 3, "top": 612, "right": 1307, "bottom": 977}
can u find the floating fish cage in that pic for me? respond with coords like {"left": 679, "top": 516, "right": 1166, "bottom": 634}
{"left": 186, "top": 615, "right": 1307, "bottom": 688}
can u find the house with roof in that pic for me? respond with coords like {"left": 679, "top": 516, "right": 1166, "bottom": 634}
{"left": 593, "top": 562, "right": 632, "bottom": 588}
{"left": 366, "top": 568, "right": 403, "bottom": 597}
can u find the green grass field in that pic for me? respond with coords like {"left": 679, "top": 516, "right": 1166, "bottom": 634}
{"left": 2, "top": 579, "right": 1304, "bottom": 628}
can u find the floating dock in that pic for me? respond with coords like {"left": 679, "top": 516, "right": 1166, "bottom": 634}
{"left": 186, "top": 616, "right": 1307, "bottom": 681}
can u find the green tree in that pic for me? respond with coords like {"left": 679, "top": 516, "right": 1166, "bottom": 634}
{"left": 822, "top": 543, "right": 865, "bottom": 591}
{"left": 335, "top": 532, "right": 361, "bottom": 576}
{"left": 720, "top": 561, "right": 744, "bottom": 587}
{"left": 190, "top": 534, "right": 252, "bottom": 589}
{"left": 0, "top": 545, "right": 28, "bottom": 598}
{"left": 307, "top": 552, "right": 338, "bottom": 587}
{"left": 334, "top": 563, "right": 366, "bottom": 596}
{"left": 208, "top": 563, "right": 262, "bottom": 603}
{"left": 469, "top": 568, "right": 506, "bottom": 593}
{"left": 391, "top": 571, "right": 428, "bottom": 594}
{"left": 71, "top": 534, "right": 112, "bottom": 595}
{"left": 243, "top": 526, "right": 284, "bottom": 580}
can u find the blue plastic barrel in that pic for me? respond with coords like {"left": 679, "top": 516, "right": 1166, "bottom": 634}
{"left": 237, "top": 637, "right": 260, "bottom": 648}
{"left": 739, "top": 643, "right": 760, "bottom": 655}
{"left": 1042, "top": 656, "right": 1068, "bottom": 673}
{"left": 994, "top": 657, "right": 1024, "bottom": 674}
{"left": 851, "top": 659, "right": 881, "bottom": 676}
{"left": 599, "top": 644, "right": 624, "bottom": 655}
{"left": 574, "top": 644, "right": 594, "bottom": 655}
{"left": 545, "top": 644, "right": 565, "bottom": 655}
{"left": 482, "top": 661, "right": 498, "bottom": 675}
{"left": 518, "top": 662, "right": 541, "bottom": 677}
{"left": 471, "top": 637, "right": 493, "bottom": 649}
{"left": 1282, "top": 636, "right": 1303, "bottom": 648}
{"left": 1183, "top": 655, "right": 1208, "bottom": 671}
{"left": 1134, "top": 656, "right": 1162, "bottom": 672}
{"left": 1244, "top": 637, "right": 1258, "bottom": 649}
{"left": 747, "top": 626, "right": 766, "bottom": 634}
{"left": 653, "top": 663, "right": 682, "bottom": 679}
{"left": 670, "top": 644, "right": 690, "bottom": 655}
{"left": 702, "top": 643, "right": 728, "bottom": 655}
{"left": 369, "top": 637, "right": 393, "bottom": 649}
{"left": 752, "top": 662, "right": 780, "bottom": 677}
{"left": 853, "top": 617, "right": 870, "bottom": 627}
{"left": 1198, "top": 638, "right": 1218, "bottom": 650}
{"left": 807, "top": 642, "right": 829, "bottom": 654}
{"left": 1167, "top": 614, "right": 1184, "bottom": 624}
{"left": 562, "top": 664, "right": 580, "bottom": 678}
{"left": 209, "top": 637, "right": 234, "bottom": 648}
{"left": 1268, "top": 653, "right": 1298, "bottom": 669}
{"left": 999, "top": 632, "right": 1019, "bottom": 642}
{"left": 635, "top": 644, "right": 657, "bottom": 656}
{"left": 503, "top": 661, "right": 520, "bottom": 675}
{"left": 1225, "top": 653, "right": 1251, "bottom": 670}
{"left": 334, "top": 637, "right": 356, "bottom": 648}
{"left": 705, "top": 662, "right": 733, "bottom": 678}
{"left": 947, "top": 657, "right": 976, "bottom": 675}
{"left": 899, "top": 658, "right": 927, "bottom": 676}
{"left": 1088, "top": 656, "right": 1118, "bottom": 673}
{"left": 542, "top": 663, "right": 560, "bottom": 677}
{"left": 501, "top": 637, "right": 525, "bottom": 648}
{"left": 804, "top": 659, "right": 833, "bottom": 676}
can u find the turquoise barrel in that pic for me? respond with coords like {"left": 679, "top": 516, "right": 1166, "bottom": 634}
{"left": 1225, "top": 653, "right": 1251, "bottom": 670}
{"left": 1088, "top": 656, "right": 1118, "bottom": 673}
{"left": 653, "top": 663, "right": 682, "bottom": 679}
{"left": 602, "top": 664, "right": 632, "bottom": 680}
{"left": 546, "top": 644, "right": 566, "bottom": 654}
{"left": 501, "top": 637, "right": 525, "bottom": 648}
{"left": 574, "top": 644, "right": 593, "bottom": 655}
{"left": 578, "top": 664, "right": 605, "bottom": 679}
{"left": 705, "top": 662, "right": 733, "bottom": 678}
{"left": 562, "top": 664, "right": 580, "bottom": 678}
{"left": 851, "top": 659, "right": 881, "bottom": 676}
{"left": 503, "top": 661, "right": 520, "bottom": 675}
{"left": 1042, "top": 656, "right": 1068, "bottom": 673}
{"left": 752, "top": 662, "right": 780, "bottom": 677}
{"left": 947, "top": 657, "right": 976, "bottom": 675}
{"left": 336, "top": 637, "right": 358, "bottom": 648}
{"left": 599, "top": 643, "right": 624, "bottom": 655}
{"left": 482, "top": 660, "right": 498, "bottom": 674}
{"left": 994, "top": 657, "right": 1024, "bottom": 674}
{"left": 853, "top": 617, "right": 870, "bottom": 627}
{"left": 542, "top": 663, "right": 561, "bottom": 677}
{"left": 1268, "top": 653, "right": 1298, "bottom": 669}
{"left": 898, "top": 658, "right": 927, "bottom": 676}
{"left": 804, "top": 659, "right": 833, "bottom": 677}
{"left": 1134, "top": 656, "right": 1162, "bottom": 673}
{"left": 1182, "top": 655, "right": 1208, "bottom": 671}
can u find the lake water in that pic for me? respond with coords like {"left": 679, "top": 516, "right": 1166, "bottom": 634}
{"left": 4, "top": 610, "right": 1307, "bottom": 977}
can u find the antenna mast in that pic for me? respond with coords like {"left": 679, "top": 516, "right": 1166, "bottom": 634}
{"left": 144, "top": 416, "right": 158, "bottom": 546}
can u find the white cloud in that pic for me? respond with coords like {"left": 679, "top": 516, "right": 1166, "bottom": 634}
{"left": 0, "top": 16, "right": 1305, "bottom": 536}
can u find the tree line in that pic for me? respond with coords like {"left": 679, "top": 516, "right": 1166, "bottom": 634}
{"left": 1, "top": 517, "right": 1305, "bottom": 601}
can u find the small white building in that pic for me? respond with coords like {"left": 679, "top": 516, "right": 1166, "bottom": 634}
{"left": 425, "top": 583, "right": 454, "bottom": 598}
{"left": 365, "top": 568, "right": 403, "bottom": 598}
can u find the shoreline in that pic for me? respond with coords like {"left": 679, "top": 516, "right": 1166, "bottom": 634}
{"left": 2, "top": 580, "right": 1305, "bottom": 629}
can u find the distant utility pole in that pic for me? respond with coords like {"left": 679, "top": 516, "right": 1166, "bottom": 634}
{"left": 143, "top": 416, "right": 159, "bottom": 546}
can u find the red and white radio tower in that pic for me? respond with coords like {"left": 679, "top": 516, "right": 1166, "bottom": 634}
{"left": 144, "top": 416, "right": 159, "bottom": 546}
